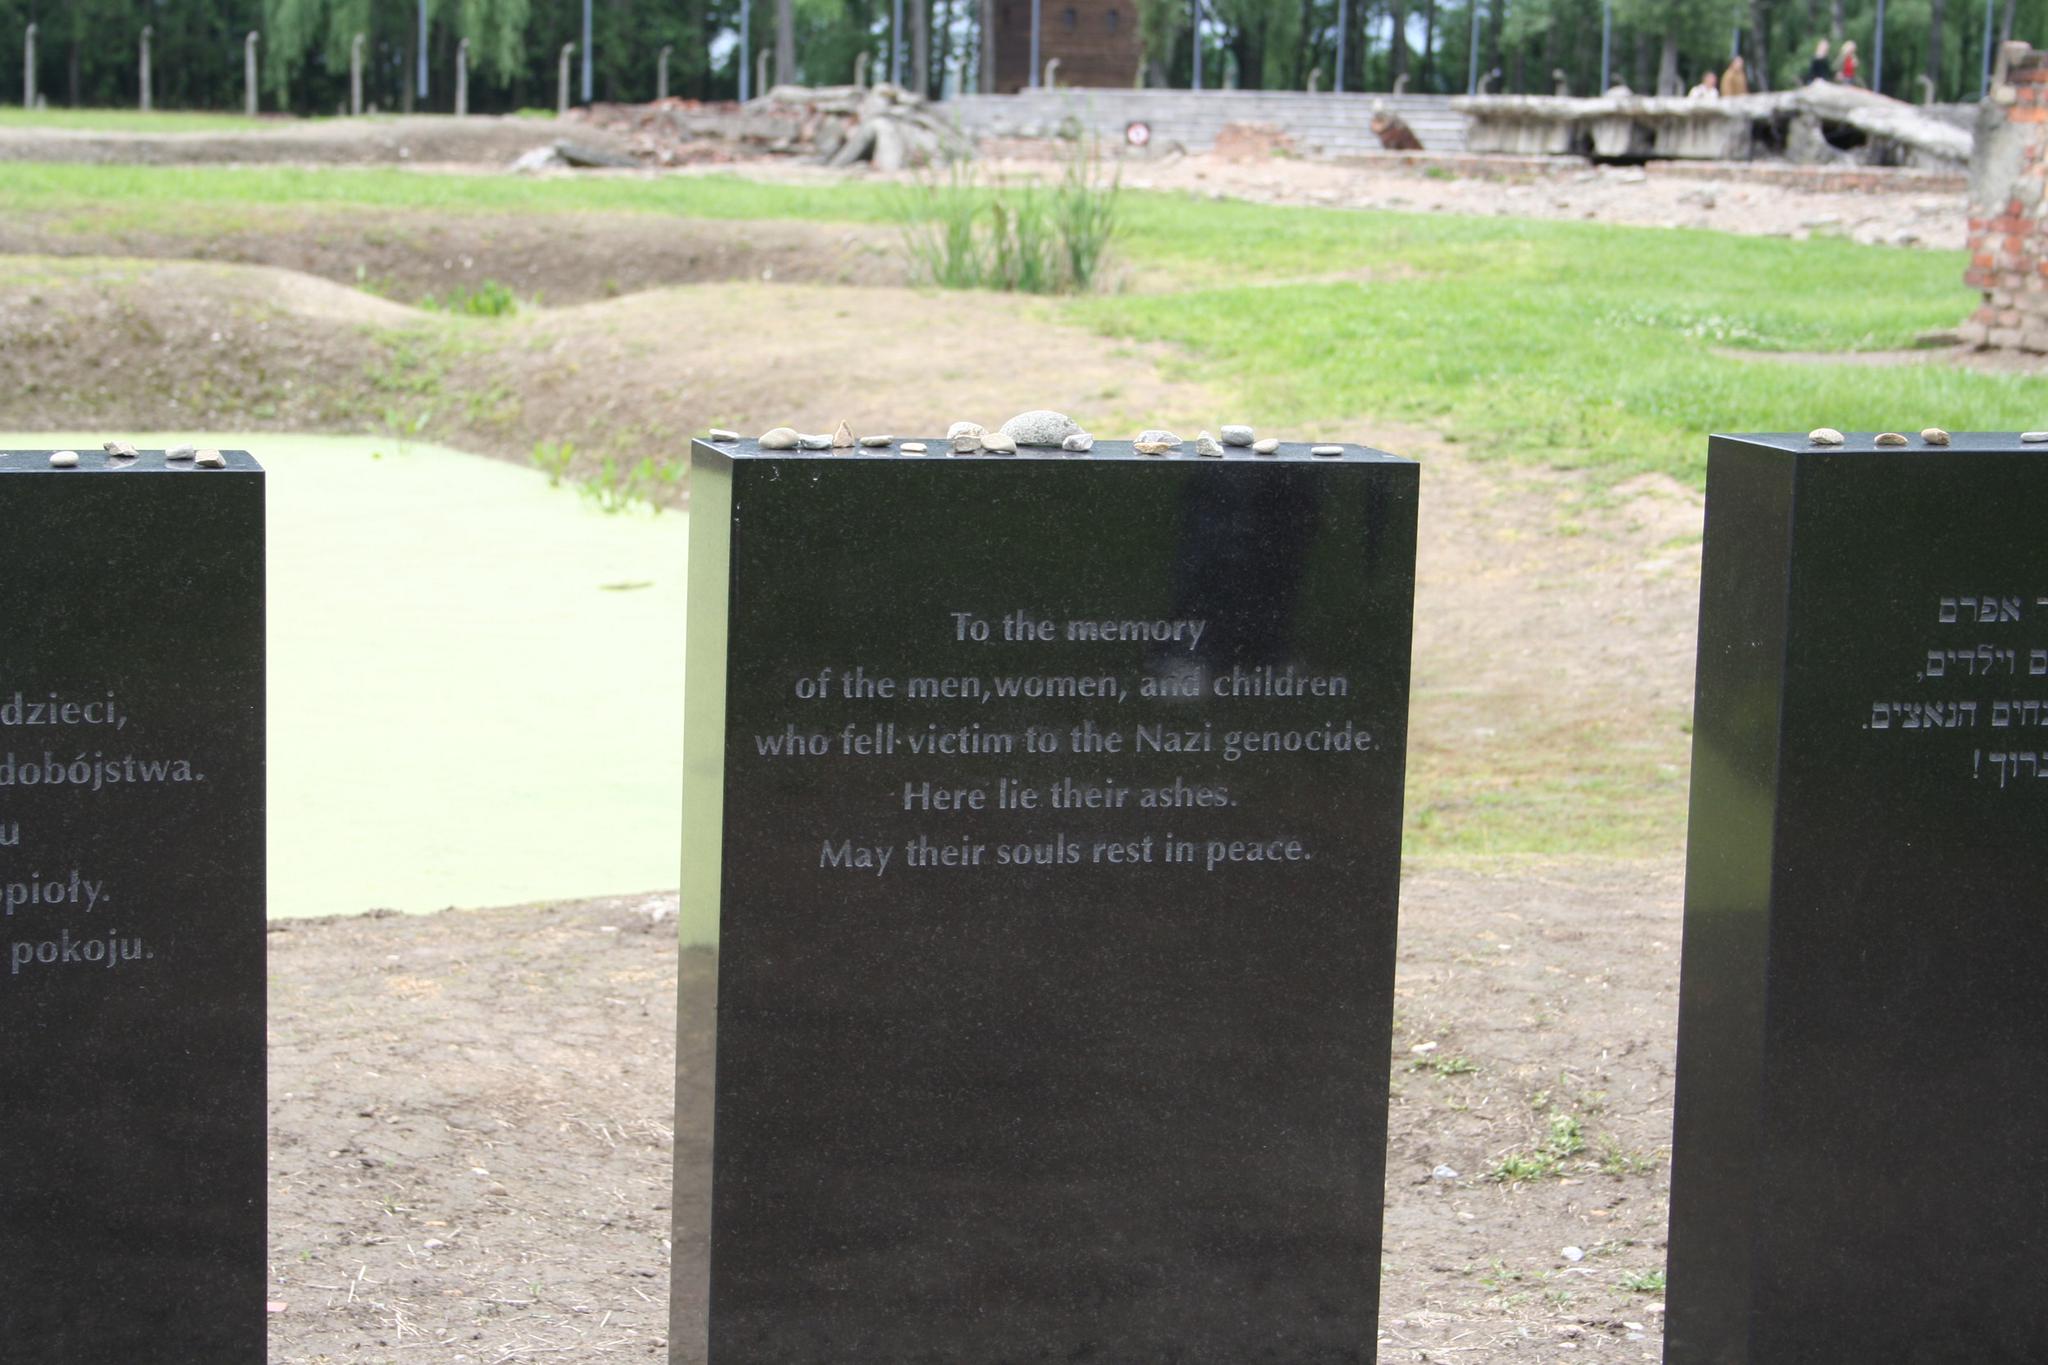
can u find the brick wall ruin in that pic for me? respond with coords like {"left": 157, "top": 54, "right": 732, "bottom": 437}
{"left": 1964, "top": 43, "right": 2048, "bottom": 350}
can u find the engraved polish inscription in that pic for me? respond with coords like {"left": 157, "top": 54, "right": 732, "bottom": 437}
{"left": 0, "top": 686, "right": 211, "bottom": 979}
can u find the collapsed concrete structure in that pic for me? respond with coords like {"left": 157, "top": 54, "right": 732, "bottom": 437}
{"left": 1455, "top": 84, "right": 1971, "bottom": 170}
{"left": 564, "top": 83, "right": 971, "bottom": 171}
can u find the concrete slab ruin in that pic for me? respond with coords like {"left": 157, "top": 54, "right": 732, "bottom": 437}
{"left": 1455, "top": 84, "right": 1971, "bottom": 170}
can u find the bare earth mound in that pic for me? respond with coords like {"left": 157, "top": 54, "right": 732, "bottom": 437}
{"left": 0, "top": 257, "right": 387, "bottom": 435}
{"left": 266, "top": 865, "right": 1676, "bottom": 1365}
{"left": 0, "top": 210, "right": 907, "bottom": 306}
{"left": 0, "top": 259, "right": 1212, "bottom": 472}
{"left": 443, "top": 280, "right": 1223, "bottom": 466}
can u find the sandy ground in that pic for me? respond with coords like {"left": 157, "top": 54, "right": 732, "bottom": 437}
{"left": 267, "top": 860, "right": 1680, "bottom": 1365}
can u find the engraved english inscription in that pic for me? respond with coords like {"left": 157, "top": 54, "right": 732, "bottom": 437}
{"left": 754, "top": 609, "right": 1387, "bottom": 883}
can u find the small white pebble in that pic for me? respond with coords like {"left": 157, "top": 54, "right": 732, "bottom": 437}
{"left": 103, "top": 440, "right": 139, "bottom": 458}
{"left": 707, "top": 428, "right": 739, "bottom": 441}
{"left": 1921, "top": 427, "right": 1951, "bottom": 446}
{"left": 1808, "top": 427, "right": 1845, "bottom": 445}
{"left": 1874, "top": 432, "right": 1908, "bottom": 446}
{"left": 1562, "top": 1246, "right": 1585, "bottom": 1263}
{"left": 899, "top": 442, "right": 928, "bottom": 454}
{"left": 165, "top": 444, "right": 196, "bottom": 460}
{"left": 1062, "top": 433, "right": 1094, "bottom": 452}
{"left": 1311, "top": 444, "right": 1344, "bottom": 456}
{"left": 2024, "top": 431, "right": 2048, "bottom": 443}
{"left": 49, "top": 450, "right": 79, "bottom": 467}
{"left": 196, "top": 449, "right": 226, "bottom": 468}
{"left": 1252, "top": 438, "right": 1281, "bottom": 454}
{"left": 859, "top": 434, "right": 892, "bottom": 447}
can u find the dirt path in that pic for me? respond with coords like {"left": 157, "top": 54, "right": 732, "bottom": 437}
{"left": 1095, "top": 153, "right": 1966, "bottom": 249}
{"left": 266, "top": 861, "right": 1678, "bottom": 1364}
{"left": 1399, "top": 434, "right": 1702, "bottom": 854}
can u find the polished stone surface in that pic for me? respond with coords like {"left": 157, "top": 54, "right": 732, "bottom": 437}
{"left": 1667, "top": 433, "right": 2048, "bottom": 1363}
{"left": 0, "top": 450, "right": 265, "bottom": 1360}
{"left": 680, "top": 438, "right": 1417, "bottom": 1363}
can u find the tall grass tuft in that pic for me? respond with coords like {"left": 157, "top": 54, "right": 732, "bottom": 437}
{"left": 900, "top": 139, "right": 1120, "bottom": 295}
{"left": 421, "top": 279, "right": 521, "bottom": 316}
{"left": 1052, "top": 138, "right": 1119, "bottom": 292}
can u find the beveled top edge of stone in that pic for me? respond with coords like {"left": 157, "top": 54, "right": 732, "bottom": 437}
{"left": 692, "top": 438, "right": 1413, "bottom": 465}
{"left": 0, "top": 449, "right": 264, "bottom": 473}
{"left": 1712, "top": 432, "right": 2044, "bottom": 455}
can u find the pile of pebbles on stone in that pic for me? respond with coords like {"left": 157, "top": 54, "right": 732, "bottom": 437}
{"left": 1808, "top": 426, "right": 1982, "bottom": 447}
{"left": 721, "top": 412, "right": 1359, "bottom": 457}
{"left": 17, "top": 440, "right": 225, "bottom": 469}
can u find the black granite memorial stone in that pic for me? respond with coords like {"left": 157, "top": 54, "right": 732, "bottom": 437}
{"left": 676, "top": 437, "right": 1418, "bottom": 1364}
{"left": 0, "top": 449, "right": 265, "bottom": 1361}
{"left": 1667, "top": 433, "right": 2048, "bottom": 1363}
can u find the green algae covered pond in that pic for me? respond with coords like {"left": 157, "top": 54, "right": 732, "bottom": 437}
{"left": 6, "top": 434, "right": 687, "bottom": 923}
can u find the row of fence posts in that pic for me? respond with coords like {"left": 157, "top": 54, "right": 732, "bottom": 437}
{"left": 15, "top": 21, "right": 1429, "bottom": 114}
{"left": 17, "top": 25, "right": 480, "bottom": 115}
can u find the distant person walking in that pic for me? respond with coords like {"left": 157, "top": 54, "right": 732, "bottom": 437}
{"left": 1806, "top": 39, "right": 1833, "bottom": 82}
{"left": 1688, "top": 70, "right": 1721, "bottom": 98}
{"left": 1837, "top": 39, "right": 1859, "bottom": 84}
{"left": 1722, "top": 54, "right": 1749, "bottom": 96}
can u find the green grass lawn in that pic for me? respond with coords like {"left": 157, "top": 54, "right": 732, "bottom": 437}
{"left": 1082, "top": 202, "right": 2034, "bottom": 484}
{"left": 3, "top": 160, "right": 2023, "bottom": 487}
{"left": 0, "top": 108, "right": 289, "bottom": 133}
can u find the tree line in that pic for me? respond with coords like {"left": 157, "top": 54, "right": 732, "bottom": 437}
{"left": 1, "top": 0, "right": 2038, "bottom": 114}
